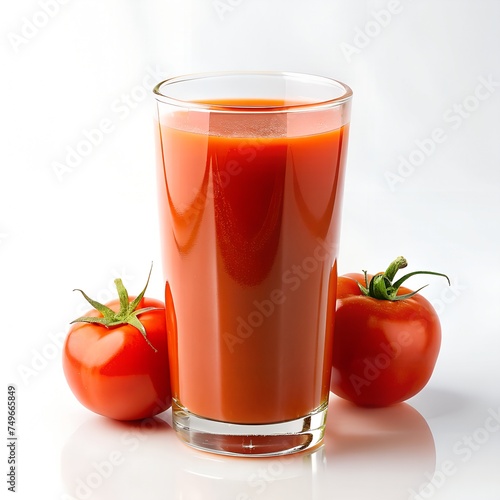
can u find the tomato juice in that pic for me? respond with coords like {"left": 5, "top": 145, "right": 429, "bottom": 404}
{"left": 156, "top": 99, "right": 349, "bottom": 425}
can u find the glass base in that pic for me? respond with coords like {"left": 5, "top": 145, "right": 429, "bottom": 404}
{"left": 171, "top": 399, "right": 328, "bottom": 457}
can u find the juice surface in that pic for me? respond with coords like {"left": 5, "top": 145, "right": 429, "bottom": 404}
{"left": 156, "top": 99, "right": 349, "bottom": 424}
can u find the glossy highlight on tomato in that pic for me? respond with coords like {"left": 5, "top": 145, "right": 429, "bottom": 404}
{"left": 63, "top": 269, "right": 171, "bottom": 420}
{"left": 330, "top": 257, "right": 448, "bottom": 407}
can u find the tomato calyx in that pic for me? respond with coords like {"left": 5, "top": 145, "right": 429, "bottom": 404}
{"left": 356, "top": 256, "right": 450, "bottom": 301}
{"left": 71, "top": 264, "right": 161, "bottom": 352}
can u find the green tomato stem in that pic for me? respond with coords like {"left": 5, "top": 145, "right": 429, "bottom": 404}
{"left": 384, "top": 256, "right": 408, "bottom": 282}
{"left": 70, "top": 263, "right": 161, "bottom": 351}
{"left": 357, "top": 256, "right": 450, "bottom": 301}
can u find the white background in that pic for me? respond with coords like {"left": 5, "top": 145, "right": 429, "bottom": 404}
{"left": 1, "top": 1, "right": 500, "bottom": 499}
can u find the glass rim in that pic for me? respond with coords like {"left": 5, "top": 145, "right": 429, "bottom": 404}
{"left": 152, "top": 71, "right": 353, "bottom": 113}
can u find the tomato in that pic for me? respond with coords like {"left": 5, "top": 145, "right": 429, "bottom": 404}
{"left": 63, "top": 268, "right": 171, "bottom": 420}
{"left": 330, "top": 257, "right": 448, "bottom": 407}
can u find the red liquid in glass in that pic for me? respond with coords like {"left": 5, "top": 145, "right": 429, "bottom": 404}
{"left": 156, "top": 99, "right": 349, "bottom": 424}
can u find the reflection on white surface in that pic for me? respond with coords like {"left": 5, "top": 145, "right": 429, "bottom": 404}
{"left": 172, "top": 444, "right": 326, "bottom": 500}
{"left": 60, "top": 412, "right": 326, "bottom": 500}
{"left": 60, "top": 395, "right": 436, "bottom": 499}
{"left": 408, "top": 387, "right": 472, "bottom": 419}
{"left": 61, "top": 415, "right": 175, "bottom": 499}
{"left": 324, "top": 396, "right": 436, "bottom": 500}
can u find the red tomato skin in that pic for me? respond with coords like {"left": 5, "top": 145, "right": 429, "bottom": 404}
{"left": 331, "top": 274, "right": 441, "bottom": 407}
{"left": 63, "top": 297, "right": 171, "bottom": 420}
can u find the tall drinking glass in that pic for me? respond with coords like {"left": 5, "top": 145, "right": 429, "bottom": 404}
{"left": 153, "top": 72, "right": 352, "bottom": 457}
